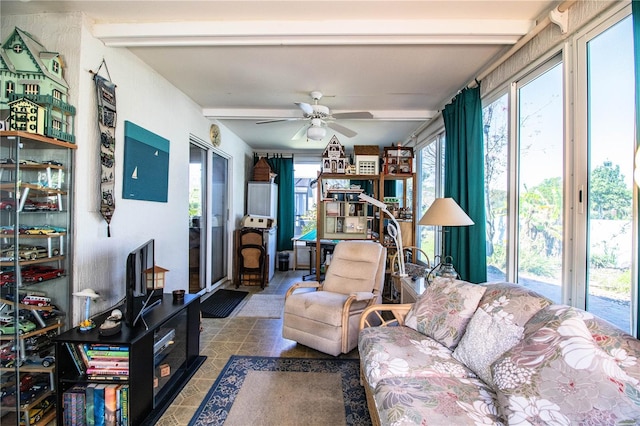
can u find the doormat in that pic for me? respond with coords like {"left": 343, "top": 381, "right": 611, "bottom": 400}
{"left": 201, "top": 289, "right": 249, "bottom": 318}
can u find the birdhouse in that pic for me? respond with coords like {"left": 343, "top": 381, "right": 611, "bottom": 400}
{"left": 145, "top": 265, "right": 169, "bottom": 290}
{"left": 8, "top": 98, "right": 45, "bottom": 135}
{"left": 353, "top": 145, "right": 380, "bottom": 175}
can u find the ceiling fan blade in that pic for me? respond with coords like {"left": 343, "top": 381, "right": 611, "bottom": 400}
{"left": 295, "top": 102, "right": 314, "bottom": 116}
{"left": 327, "top": 122, "right": 357, "bottom": 138}
{"left": 331, "top": 111, "right": 373, "bottom": 119}
{"left": 256, "top": 118, "right": 303, "bottom": 124}
{"left": 291, "top": 124, "right": 310, "bottom": 140}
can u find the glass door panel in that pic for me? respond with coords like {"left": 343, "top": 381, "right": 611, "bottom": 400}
{"left": 516, "top": 62, "right": 563, "bottom": 303}
{"left": 189, "top": 144, "right": 206, "bottom": 292}
{"left": 210, "top": 152, "right": 228, "bottom": 285}
{"left": 585, "top": 16, "right": 633, "bottom": 332}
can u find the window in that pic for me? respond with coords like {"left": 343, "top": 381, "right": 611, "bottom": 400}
{"left": 294, "top": 163, "right": 319, "bottom": 239}
{"left": 52, "top": 60, "right": 60, "bottom": 73}
{"left": 53, "top": 89, "right": 62, "bottom": 101}
{"left": 5, "top": 81, "right": 14, "bottom": 98}
{"left": 24, "top": 84, "right": 39, "bottom": 95}
{"left": 417, "top": 135, "right": 444, "bottom": 260}
{"left": 475, "top": 7, "right": 635, "bottom": 333}
{"left": 52, "top": 120, "right": 61, "bottom": 131}
{"left": 483, "top": 94, "right": 509, "bottom": 282}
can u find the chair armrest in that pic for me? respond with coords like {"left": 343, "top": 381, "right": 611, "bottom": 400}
{"left": 350, "top": 291, "right": 376, "bottom": 301}
{"left": 285, "top": 281, "right": 322, "bottom": 299}
{"left": 359, "top": 303, "right": 414, "bottom": 330}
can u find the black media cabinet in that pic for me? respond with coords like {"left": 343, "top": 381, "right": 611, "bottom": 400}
{"left": 54, "top": 294, "right": 204, "bottom": 425}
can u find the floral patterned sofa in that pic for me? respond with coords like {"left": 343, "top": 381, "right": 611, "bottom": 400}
{"left": 358, "top": 279, "right": 640, "bottom": 425}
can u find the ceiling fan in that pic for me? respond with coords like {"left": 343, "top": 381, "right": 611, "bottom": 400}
{"left": 256, "top": 91, "right": 373, "bottom": 141}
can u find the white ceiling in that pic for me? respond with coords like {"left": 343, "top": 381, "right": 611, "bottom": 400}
{"left": 2, "top": 0, "right": 560, "bottom": 154}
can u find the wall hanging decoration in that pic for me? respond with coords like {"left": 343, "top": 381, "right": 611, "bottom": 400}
{"left": 123, "top": 121, "right": 170, "bottom": 203}
{"left": 92, "top": 60, "right": 117, "bottom": 237}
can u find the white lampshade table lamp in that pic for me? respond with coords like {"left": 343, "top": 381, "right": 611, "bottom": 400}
{"left": 419, "top": 197, "right": 474, "bottom": 278}
{"left": 358, "top": 193, "right": 406, "bottom": 277}
{"left": 72, "top": 288, "right": 100, "bottom": 332}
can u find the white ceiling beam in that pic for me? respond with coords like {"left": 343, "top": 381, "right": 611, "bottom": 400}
{"left": 93, "top": 19, "right": 533, "bottom": 47}
{"left": 202, "top": 108, "right": 434, "bottom": 121}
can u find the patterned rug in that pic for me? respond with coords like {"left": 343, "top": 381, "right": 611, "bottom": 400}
{"left": 189, "top": 356, "right": 371, "bottom": 426}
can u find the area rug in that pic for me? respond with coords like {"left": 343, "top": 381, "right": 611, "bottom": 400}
{"left": 200, "top": 289, "right": 249, "bottom": 318}
{"left": 188, "top": 356, "right": 371, "bottom": 426}
{"left": 234, "top": 294, "right": 285, "bottom": 318}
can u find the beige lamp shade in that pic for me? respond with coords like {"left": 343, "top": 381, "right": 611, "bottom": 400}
{"left": 419, "top": 198, "right": 474, "bottom": 227}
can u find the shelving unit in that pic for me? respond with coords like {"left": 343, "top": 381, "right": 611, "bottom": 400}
{"left": 0, "top": 130, "right": 75, "bottom": 425}
{"left": 315, "top": 170, "right": 417, "bottom": 288}
{"left": 54, "top": 294, "right": 204, "bottom": 426}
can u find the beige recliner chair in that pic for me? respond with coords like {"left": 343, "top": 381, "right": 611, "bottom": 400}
{"left": 282, "top": 240, "right": 386, "bottom": 356}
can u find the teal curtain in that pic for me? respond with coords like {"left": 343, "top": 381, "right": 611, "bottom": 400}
{"left": 632, "top": 0, "right": 640, "bottom": 336}
{"left": 442, "top": 86, "right": 487, "bottom": 283}
{"left": 254, "top": 154, "right": 294, "bottom": 251}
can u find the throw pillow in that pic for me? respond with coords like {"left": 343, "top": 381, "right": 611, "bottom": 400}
{"left": 404, "top": 277, "right": 486, "bottom": 350}
{"left": 491, "top": 306, "right": 640, "bottom": 424}
{"left": 452, "top": 307, "right": 524, "bottom": 384}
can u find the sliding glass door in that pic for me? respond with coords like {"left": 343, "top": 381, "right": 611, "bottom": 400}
{"left": 189, "top": 138, "right": 230, "bottom": 292}
{"left": 515, "top": 60, "right": 564, "bottom": 304}
{"left": 578, "top": 13, "right": 634, "bottom": 332}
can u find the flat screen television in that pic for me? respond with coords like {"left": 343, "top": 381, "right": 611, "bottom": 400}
{"left": 125, "top": 239, "right": 162, "bottom": 327}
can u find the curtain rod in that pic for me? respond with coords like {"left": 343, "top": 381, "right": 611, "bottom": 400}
{"left": 471, "top": 0, "right": 576, "bottom": 85}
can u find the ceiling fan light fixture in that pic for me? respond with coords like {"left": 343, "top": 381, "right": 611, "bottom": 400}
{"left": 307, "top": 125, "right": 326, "bottom": 141}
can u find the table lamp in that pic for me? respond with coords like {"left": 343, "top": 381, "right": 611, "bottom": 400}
{"left": 72, "top": 288, "right": 100, "bottom": 332}
{"left": 358, "top": 193, "right": 406, "bottom": 276}
{"left": 419, "top": 197, "right": 474, "bottom": 278}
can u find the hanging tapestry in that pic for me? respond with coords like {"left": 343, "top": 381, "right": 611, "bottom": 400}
{"left": 93, "top": 61, "right": 117, "bottom": 236}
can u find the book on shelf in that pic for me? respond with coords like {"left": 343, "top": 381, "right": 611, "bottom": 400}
{"left": 88, "top": 360, "right": 129, "bottom": 369}
{"left": 86, "top": 383, "right": 96, "bottom": 426}
{"left": 120, "top": 385, "right": 129, "bottom": 426}
{"left": 86, "top": 374, "right": 129, "bottom": 382}
{"left": 63, "top": 384, "right": 87, "bottom": 426}
{"left": 86, "top": 367, "right": 129, "bottom": 376}
{"left": 104, "top": 384, "right": 118, "bottom": 426}
{"left": 65, "top": 342, "right": 85, "bottom": 375}
{"left": 94, "top": 383, "right": 107, "bottom": 426}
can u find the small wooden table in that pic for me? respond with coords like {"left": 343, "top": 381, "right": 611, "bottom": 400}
{"left": 399, "top": 275, "right": 428, "bottom": 303}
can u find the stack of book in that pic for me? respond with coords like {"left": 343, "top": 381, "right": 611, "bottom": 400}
{"left": 66, "top": 343, "right": 129, "bottom": 380}
{"left": 62, "top": 383, "right": 129, "bottom": 426}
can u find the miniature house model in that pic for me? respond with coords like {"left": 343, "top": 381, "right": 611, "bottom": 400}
{"left": 0, "top": 27, "right": 76, "bottom": 142}
{"left": 322, "top": 135, "right": 346, "bottom": 174}
{"left": 353, "top": 145, "right": 380, "bottom": 175}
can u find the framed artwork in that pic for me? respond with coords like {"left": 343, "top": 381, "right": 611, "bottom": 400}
{"left": 123, "top": 121, "right": 170, "bottom": 202}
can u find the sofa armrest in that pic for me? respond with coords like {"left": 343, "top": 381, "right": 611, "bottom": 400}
{"left": 359, "top": 303, "right": 414, "bottom": 330}
{"left": 285, "top": 281, "right": 322, "bottom": 299}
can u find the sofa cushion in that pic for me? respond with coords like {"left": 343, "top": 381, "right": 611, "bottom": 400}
{"left": 453, "top": 306, "right": 524, "bottom": 384}
{"left": 373, "top": 376, "right": 505, "bottom": 426}
{"left": 491, "top": 305, "right": 640, "bottom": 424}
{"left": 359, "top": 326, "right": 476, "bottom": 388}
{"left": 404, "top": 277, "right": 486, "bottom": 349}
{"left": 479, "top": 282, "right": 552, "bottom": 327}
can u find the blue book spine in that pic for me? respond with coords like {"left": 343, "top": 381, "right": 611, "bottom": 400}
{"left": 94, "top": 384, "right": 107, "bottom": 426}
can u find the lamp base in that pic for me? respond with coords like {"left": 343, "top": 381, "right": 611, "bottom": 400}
{"left": 78, "top": 319, "right": 96, "bottom": 332}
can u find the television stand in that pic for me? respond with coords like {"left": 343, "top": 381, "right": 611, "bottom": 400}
{"left": 54, "top": 294, "right": 204, "bottom": 425}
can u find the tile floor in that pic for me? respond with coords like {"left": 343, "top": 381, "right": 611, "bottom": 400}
{"left": 156, "top": 269, "right": 358, "bottom": 425}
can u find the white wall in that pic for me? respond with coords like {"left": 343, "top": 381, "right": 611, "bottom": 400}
{"left": 1, "top": 13, "right": 254, "bottom": 324}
